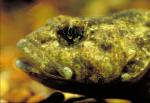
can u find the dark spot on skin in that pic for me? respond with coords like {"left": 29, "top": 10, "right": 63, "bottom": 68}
{"left": 88, "top": 18, "right": 113, "bottom": 26}
{"left": 102, "top": 18, "right": 114, "bottom": 24}
{"left": 98, "top": 76, "right": 104, "bottom": 84}
{"left": 113, "top": 10, "right": 143, "bottom": 24}
{"left": 88, "top": 19, "right": 100, "bottom": 26}
{"left": 113, "top": 10, "right": 141, "bottom": 19}
{"left": 40, "top": 38, "right": 51, "bottom": 44}
{"left": 146, "top": 33, "right": 150, "bottom": 38}
{"left": 57, "top": 26, "right": 84, "bottom": 45}
{"left": 135, "top": 37, "right": 148, "bottom": 48}
{"left": 100, "top": 43, "right": 112, "bottom": 51}
{"left": 145, "top": 21, "right": 150, "bottom": 27}
{"left": 122, "top": 60, "right": 137, "bottom": 73}
{"left": 89, "top": 30, "right": 95, "bottom": 34}
{"left": 119, "top": 29, "right": 128, "bottom": 36}
{"left": 41, "top": 40, "right": 46, "bottom": 44}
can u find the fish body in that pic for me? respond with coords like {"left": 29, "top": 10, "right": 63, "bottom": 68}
{"left": 16, "top": 9, "right": 150, "bottom": 101}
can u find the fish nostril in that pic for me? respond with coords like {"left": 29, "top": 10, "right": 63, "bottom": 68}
{"left": 40, "top": 37, "right": 52, "bottom": 44}
{"left": 122, "top": 60, "right": 137, "bottom": 73}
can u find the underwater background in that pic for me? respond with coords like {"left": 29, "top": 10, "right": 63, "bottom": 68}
{"left": 0, "top": 0, "right": 150, "bottom": 103}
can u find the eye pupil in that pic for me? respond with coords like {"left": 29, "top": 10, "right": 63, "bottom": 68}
{"left": 57, "top": 26, "right": 84, "bottom": 45}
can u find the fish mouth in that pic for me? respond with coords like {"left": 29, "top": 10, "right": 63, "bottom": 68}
{"left": 16, "top": 57, "right": 66, "bottom": 80}
{"left": 16, "top": 58, "right": 89, "bottom": 94}
{"left": 16, "top": 57, "right": 37, "bottom": 74}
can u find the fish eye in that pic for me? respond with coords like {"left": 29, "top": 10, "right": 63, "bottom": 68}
{"left": 57, "top": 26, "right": 84, "bottom": 45}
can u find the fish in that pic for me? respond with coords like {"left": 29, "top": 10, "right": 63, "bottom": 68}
{"left": 16, "top": 9, "right": 150, "bottom": 102}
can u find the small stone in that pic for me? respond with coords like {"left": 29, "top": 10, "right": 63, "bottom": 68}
{"left": 27, "top": 94, "right": 44, "bottom": 103}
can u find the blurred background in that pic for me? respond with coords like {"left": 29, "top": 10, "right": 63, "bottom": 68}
{"left": 0, "top": 0, "right": 150, "bottom": 103}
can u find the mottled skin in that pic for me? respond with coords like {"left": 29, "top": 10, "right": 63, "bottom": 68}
{"left": 16, "top": 10, "right": 150, "bottom": 101}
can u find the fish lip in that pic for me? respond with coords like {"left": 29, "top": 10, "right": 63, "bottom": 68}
{"left": 16, "top": 57, "right": 37, "bottom": 73}
{"left": 16, "top": 57, "right": 79, "bottom": 91}
{"left": 16, "top": 57, "right": 67, "bottom": 80}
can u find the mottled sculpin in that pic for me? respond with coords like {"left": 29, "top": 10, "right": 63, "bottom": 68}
{"left": 16, "top": 9, "right": 150, "bottom": 101}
